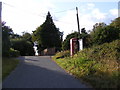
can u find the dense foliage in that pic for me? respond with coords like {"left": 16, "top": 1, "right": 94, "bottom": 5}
{"left": 2, "top": 22, "right": 35, "bottom": 57}
{"left": 2, "top": 22, "right": 18, "bottom": 57}
{"left": 32, "top": 12, "right": 62, "bottom": 53}
{"left": 62, "top": 32, "right": 79, "bottom": 50}
{"left": 91, "top": 23, "right": 120, "bottom": 45}
{"left": 2, "top": 22, "right": 12, "bottom": 56}
{"left": 62, "top": 28, "right": 91, "bottom": 50}
{"left": 110, "top": 17, "right": 120, "bottom": 29}
{"left": 63, "top": 17, "right": 120, "bottom": 51}
{"left": 9, "top": 48, "right": 20, "bottom": 57}
{"left": 81, "top": 28, "right": 92, "bottom": 48}
{"left": 11, "top": 38, "right": 35, "bottom": 56}
{"left": 53, "top": 50, "right": 70, "bottom": 59}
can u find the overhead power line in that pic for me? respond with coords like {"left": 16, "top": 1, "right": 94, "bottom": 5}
{"left": 54, "top": 8, "right": 75, "bottom": 13}
{"left": 2, "top": 2, "right": 76, "bottom": 25}
{"left": 3, "top": 2, "right": 46, "bottom": 18}
{"left": 3, "top": 2, "right": 15, "bottom": 8}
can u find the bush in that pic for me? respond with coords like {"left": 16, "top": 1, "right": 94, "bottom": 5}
{"left": 11, "top": 39, "right": 35, "bottom": 56}
{"left": 78, "top": 39, "right": 120, "bottom": 60}
{"left": 9, "top": 48, "right": 20, "bottom": 57}
{"left": 54, "top": 50, "right": 70, "bottom": 59}
{"left": 91, "top": 25, "right": 120, "bottom": 45}
{"left": 62, "top": 32, "right": 79, "bottom": 50}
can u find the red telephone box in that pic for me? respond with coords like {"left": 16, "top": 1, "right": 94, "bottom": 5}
{"left": 70, "top": 38, "right": 79, "bottom": 56}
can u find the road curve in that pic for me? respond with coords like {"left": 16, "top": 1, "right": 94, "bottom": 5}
{"left": 2, "top": 56, "right": 91, "bottom": 88}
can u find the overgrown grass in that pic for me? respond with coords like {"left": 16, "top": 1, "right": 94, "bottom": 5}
{"left": 2, "top": 58, "right": 19, "bottom": 80}
{"left": 52, "top": 40, "right": 120, "bottom": 89}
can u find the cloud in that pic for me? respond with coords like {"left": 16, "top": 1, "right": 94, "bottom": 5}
{"left": 91, "top": 8, "right": 107, "bottom": 20}
{"left": 109, "top": 9, "right": 118, "bottom": 17}
{"left": 87, "top": 3, "right": 95, "bottom": 9}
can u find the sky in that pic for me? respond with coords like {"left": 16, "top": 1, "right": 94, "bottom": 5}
{"left": 1, "top": 0, "right": 120, "bottom": 39}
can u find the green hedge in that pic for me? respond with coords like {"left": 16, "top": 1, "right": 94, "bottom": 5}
{"left": 9, "top": 48, "right": 20, "bottom": 57}
{"left": 53, "top": 50, "right": 70, "bottom": 59}
{"left": 77, "top": 39, "right": 120, "bottom": 60}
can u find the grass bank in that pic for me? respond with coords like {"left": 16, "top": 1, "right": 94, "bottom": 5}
{"left": 2, "top": 58, "right": 19, "bottom": 80}
{"left": 52, "top": 40, "right": 120, "bottom": 88}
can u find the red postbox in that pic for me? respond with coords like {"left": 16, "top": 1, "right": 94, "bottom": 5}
{"left": 70, "top": 38, "right": 79, "bottom": 56}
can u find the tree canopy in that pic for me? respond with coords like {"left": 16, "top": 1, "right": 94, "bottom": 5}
{"left": 10, "top": 32, "right": 35, "bottom": 56}
{"left": 63, "top": 17, "right": 120, "bottom": 50}
{"left": 2, "top": 21, "right": 35, "bottom": 57}
{"left": 11, "top": 38, "right": 35, "bottom": 56}
{"left": 32, "top": 12, "right": 62, "bottom": 53}
{"left": 90, "top": 21, "right": 120, "bottom": 45}
{"left": 110, "top": 17, "right": 120, "bottom": 29}
{"left": 62, "top": 32, "right": 79, "bottom": 50}
{"left": 2, "top": 22, "right": 13, "bottom": 56}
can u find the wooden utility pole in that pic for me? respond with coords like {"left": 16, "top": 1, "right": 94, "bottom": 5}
{"left": 76, "top": 7, "right": 83, "bottom": 51}
{"left": 76, "top": 7, "right": 80, "bottom": 34}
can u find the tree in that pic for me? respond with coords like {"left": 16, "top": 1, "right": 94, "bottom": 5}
{"left": 62, "top": 32, "right": 79, "bottom": 50}
{"left": 22, "top": 32, "right": 32, "bottom": 41}
{"left": 10, "top": 33, "right": 22, "bottom": 39}
{"left": 32, "top": 12, "right": 62, "bottom": 53}
{"left": 2, "top": 22, "right": 13, "bottom": 56}
{"left": 92, "top": 22, "right": 107, "bottom": 33}
{"left": 110, "top": 17, "right": 120, "bottom": 40}
{"left": 91, "top": 24, "right": 120, "bottom": 45}
{"left": 81, "top": 28, "right": 92, "bottom": 48}
{"left": 11, "top": 39, "right": 35, "bottom": 56}
{"left": 10, "top": 32, "right": 35, "bottom": 56}
{"left": 110, "top": 17, "right": 120, "bottom": 29}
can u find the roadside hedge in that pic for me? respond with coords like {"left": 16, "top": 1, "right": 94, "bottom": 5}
{"left": 9, "top": 48, "right": 20, "bottom": 57}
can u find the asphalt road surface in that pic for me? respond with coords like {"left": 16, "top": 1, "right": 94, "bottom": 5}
{"left": 2, "top": 56, "right": 91, "bottom": 88}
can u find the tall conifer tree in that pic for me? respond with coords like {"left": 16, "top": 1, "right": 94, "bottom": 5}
{"left": 32, "top": 12, "right": 62, "bottom": 53}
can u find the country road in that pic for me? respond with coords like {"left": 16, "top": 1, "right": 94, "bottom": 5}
{"left": 2, "top": 56, "right": 90, "bottom": 88}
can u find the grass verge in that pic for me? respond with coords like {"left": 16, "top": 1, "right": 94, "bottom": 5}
{"left": 2, "top": 57, "right": 19, "bottom": 80}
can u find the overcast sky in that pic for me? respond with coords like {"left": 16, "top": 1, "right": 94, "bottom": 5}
{"left": 1, "top": 0, "right": 119, "bottom": 39}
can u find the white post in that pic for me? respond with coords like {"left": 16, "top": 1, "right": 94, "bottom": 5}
{"left": 78, "top": 39, "right": 83, "bottom": 50}
{"left": 0, "top": 2, "right": 2, "bottom": 90}
{"left": 70, "top": 39, "right": 73, "bottom": 56}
